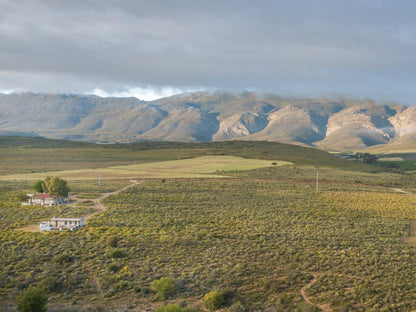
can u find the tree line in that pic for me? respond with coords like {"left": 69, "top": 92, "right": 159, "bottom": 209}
{"left": 355, "top": 152, "right": 378, "bottom": 165}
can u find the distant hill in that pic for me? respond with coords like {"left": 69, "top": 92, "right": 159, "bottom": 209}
{"left": 0, "top": 91, "right": 415, "bottom": 151}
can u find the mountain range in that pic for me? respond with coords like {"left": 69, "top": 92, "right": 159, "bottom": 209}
{"left": 1, "top": 92, "right": 415, "bottom": 152}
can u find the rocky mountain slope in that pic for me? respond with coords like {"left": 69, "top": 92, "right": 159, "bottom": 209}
{"left": 0, "top": 92, "right": 414, "bottom": 151}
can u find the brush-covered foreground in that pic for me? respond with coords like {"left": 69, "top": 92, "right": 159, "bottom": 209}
{"left": 1, "top": 138, "right": 416, "bottom": 311}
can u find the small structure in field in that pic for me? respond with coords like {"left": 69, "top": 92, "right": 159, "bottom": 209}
{"left": 40, "top": 217, "right": 84, "bottom": 231}
{"left": 31, "top": 193, "right": 68, "bottom": 206}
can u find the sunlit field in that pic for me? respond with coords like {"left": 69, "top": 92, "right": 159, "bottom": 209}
{"left": 0, "top": 156, "right": 290, "bottom": 180}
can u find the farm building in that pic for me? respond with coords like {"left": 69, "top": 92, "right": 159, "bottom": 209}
{"left": 31, "top": 193, "right": 68, "bottom": 206}
{"left": 40, "top": 217, "right": 84, "bottom": 231}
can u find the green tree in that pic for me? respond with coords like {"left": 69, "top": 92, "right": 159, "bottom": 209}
{"left": 16, "top": 286, "right": 47, "bottom": 312}
{"left": 45, "top": 176, "right": 69, "bottom": 197}
{"left": 151, "top": 277, "right": 176, "bottom": 300}
{"left": 33, "top": 180, "right": 45, "bottom": 193}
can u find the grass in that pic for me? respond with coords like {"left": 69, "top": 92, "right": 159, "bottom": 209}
{"left": 0, "top": 156, "right": 290, "bottom": 181}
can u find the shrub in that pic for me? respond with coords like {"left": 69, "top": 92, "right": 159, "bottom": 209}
{"left": 151, "top": 277, "right": 176, "bottom": 300}
{"left": 106, "top": 235, "right": 120, "bottom": 248}
{"left": 16, "top": 286, "right": 47, "bottom": 312}
{"left": 204, "top": 290, "right": 225, "bottom": 311}
{"left": 108, "top": 264, "right": 120, "bottom": 273}
{"left": 154, "top": 304, "right": 202, "bottom": 312}
{"left": 182, "top": 307, "right": 203, "bottom": 312}
{"left": 52, "top": 254, "right": 73, "bottom": 264}
{"left": 113, "top": 280, "right": 131, "bottom": 291}
{"left": 155, "top": 304, "right": 182, "bottom": 312}
{"left": 40, "top": 276, "right": 62, "bottom": 293}
{"left": 109, "top": 249, "right": 128, "bottom": 259}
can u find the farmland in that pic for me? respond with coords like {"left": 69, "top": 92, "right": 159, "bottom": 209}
{"left": 1, "top": 137, "right": 416, "bottom": 311}
{"left": 0, "top": 156, "right": 290, "bottom": 181}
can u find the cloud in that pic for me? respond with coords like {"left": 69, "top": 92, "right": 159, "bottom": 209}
{"left": 88, "top": 86, "right": 198, "bottom": 101}
{"left": 0, "top": 0, "right": 415, "bottom": 103}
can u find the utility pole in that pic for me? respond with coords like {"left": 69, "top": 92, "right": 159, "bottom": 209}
{"left": 99, "top": 168, "right": 101, "bottom": 186}
{"left": 316, "top": 167, "right": 319, "bottom": 193}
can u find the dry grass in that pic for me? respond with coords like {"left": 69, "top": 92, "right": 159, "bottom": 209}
{"left": 378, "top": 157, "right": 405, "bottom": 161}
{"left": 364, "top": 142, "right": 416, "bottom": 154}
{"left": 14, "top": 224, "right": 40, "bottom": 232}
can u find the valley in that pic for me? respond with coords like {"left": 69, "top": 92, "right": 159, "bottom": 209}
{"left": 1, "top": 138, "right": 416, "bottom": 311}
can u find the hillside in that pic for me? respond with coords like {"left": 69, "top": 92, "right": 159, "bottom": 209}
{"left": 0, "top": 92, "right": 414, "bottom": 151}
{"left": 1, "top": 137, "right": 379, "bottom": 176}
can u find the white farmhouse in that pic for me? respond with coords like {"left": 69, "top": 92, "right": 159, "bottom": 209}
{"left": 40, "top": 217, "right": 84, "bottom": 231}
{"left": 31, "top": 193, "right": 68, "bottom": 206}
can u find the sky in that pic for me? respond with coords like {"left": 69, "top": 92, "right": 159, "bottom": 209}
{"left": 0, "top": 0, "right": 415, "bottom": 102}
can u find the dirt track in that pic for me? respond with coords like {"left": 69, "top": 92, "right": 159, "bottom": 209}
{"left": 70, "top": 181, "right": 142, "bottom": 223}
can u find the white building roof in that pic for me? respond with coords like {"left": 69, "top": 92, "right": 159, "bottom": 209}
{"left": 51, "top": 217, "right": 84, "bottom": 221}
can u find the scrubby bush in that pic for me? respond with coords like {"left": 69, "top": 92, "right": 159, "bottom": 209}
{"left": 40, "top": 276, "right": 62, "bottom": 293}
{"left": 151, "top": 277, "right": 176, "bottom": 300}
{"left": 154, "top": 304, "right": 202, "bottom": 312}
{"left": 154, "top": 304, "right": 182, "bottom": 312}
{"left": 108, "top": 264, "right": 120, "bottom": 273}
{"left": 16, "top": 286, "right": 47, "bottom": 312}
{"left": 203, "top": 290, "right": 225, "bottom": 311}
{"left": 106, "top": 235, "right": 120, "bottom": 248}
{"left": 109, "top": 249, "right": 128, "bottom": 258}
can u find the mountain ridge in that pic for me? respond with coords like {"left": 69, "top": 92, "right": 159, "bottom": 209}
{"left": 0, "top": 91, "right": 414, "bottom": 151}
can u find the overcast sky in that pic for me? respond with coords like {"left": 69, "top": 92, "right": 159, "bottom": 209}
{"left": 0, "top": 0, "right": 415, "bottom": 102}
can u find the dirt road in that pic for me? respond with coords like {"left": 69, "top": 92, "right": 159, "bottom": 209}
{"left": 71, "top": 181, "right": 142, "bottom": 223}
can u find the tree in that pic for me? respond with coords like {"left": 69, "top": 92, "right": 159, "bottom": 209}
{"left": 151, "top": 277, "right": 176, "bottom": 300}
{"left": 44, "top": 176, "right": 69, "bottom": 197}
{"left": 16, "top": 286, "right": 47, "bottom": 312}
{"left": 33, "top": 176, "right": 69, "bottom": 197}
{"left": 355, "top": 152, "right": 378, "bottom": 165}
{"left": 33, "top": 180, "right": 45, "bottom": 193}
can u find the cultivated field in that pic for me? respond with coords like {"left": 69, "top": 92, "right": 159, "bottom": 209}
{"left": 0, "top": 156, "right": 290, "bottom": 181}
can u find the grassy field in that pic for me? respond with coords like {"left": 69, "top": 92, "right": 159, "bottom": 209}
{"left": 2, "top": 137, "right": 416, "bottom": 311}
{"left": 0, "top": 156, "right": 290, "bottom": 181}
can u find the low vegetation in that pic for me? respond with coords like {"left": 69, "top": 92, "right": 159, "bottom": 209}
{"left": 1, "top": 137, "right": 416, "bottom": 311}
{"left": 151, "top": 277, "right": 176, "bottom": 300}
{"left": 16, "top": 286, "right": 47, "bottom": 312}
{"left": 203, "top": 291, "right": 225, "bottom": 311}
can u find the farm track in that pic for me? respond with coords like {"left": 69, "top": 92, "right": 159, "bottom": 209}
{"left": 392, "top": 188, "right": 408, "bottom": 195}
{"left": 70, "top": 181, "right": 142, "bottom": 223}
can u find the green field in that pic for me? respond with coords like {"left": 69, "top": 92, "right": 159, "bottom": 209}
{"left": 1, "top": 137, "right": 416, "bottom": 311}
{"left": 0, "top": 156, "right": 290, "bottom": 181}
